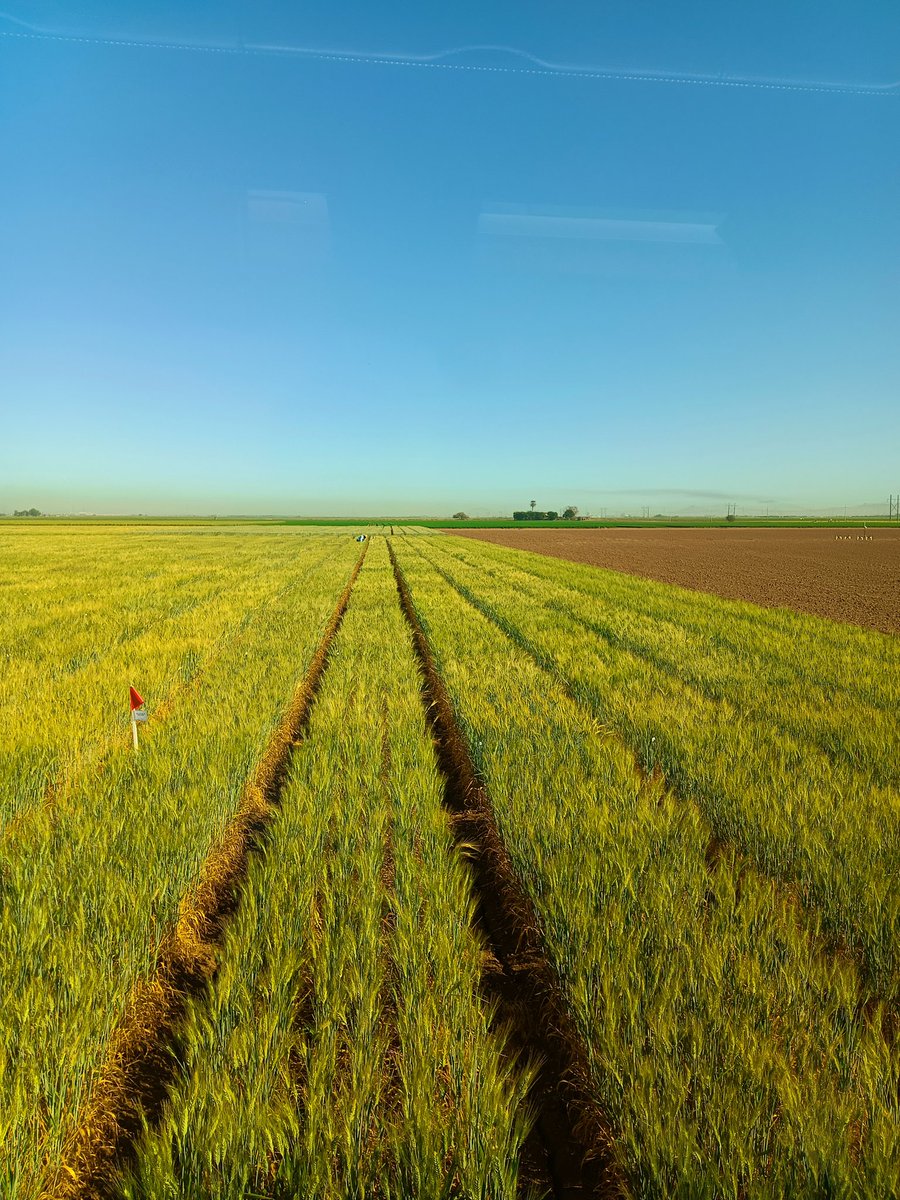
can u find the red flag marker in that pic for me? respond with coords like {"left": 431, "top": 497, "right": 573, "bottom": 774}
{"left": 129, "top": 687, "right": 148, "bottom": 749}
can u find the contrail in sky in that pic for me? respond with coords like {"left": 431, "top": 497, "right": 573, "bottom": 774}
{"left": 1, "top": 15, "right": 897, "bottom": 97}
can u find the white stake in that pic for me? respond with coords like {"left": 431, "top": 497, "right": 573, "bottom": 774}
{"left": 132, "top": 715, "right": 139, "bottom": 751}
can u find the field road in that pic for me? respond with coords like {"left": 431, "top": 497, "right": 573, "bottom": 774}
{"left": 447, "top": 526, "right": 900, "bottom": 634}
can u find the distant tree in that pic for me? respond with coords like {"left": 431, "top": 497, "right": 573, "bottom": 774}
{"left": 546, "top": 511, "right": 559, "bottom": 520}
{"left": 562, "top": 505, "right": 579, "bottom": 519}
{"left": 452, "top": 511, "right": 469, "bottom": 520}
{"left": 530, "top": 499, "right": 536, "bottom": 512}
{"left": 726, "top": 512, "right": 736, "bottom": 523}
{"left": 14, "top": 508, "right": 42, "bottom": 517}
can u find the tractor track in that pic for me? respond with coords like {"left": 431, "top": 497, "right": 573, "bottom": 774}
{"left": 388, "top": 540, "right": 626, "bottom": 1200}
{"left": 46, "top": 544, "right": 368, "bottom": 1200}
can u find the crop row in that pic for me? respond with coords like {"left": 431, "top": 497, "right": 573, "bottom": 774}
{"left": 1, "top": 538, "right": 362, "bottom": 1198}
{"left": 411, "top": 533, "right": 900, "bottom": 999}
{"left": 392, "top": 537, "right": 899, "bottom": 1197}
{"left": 122, "top": 540, "right": 532, "bottom": 1198}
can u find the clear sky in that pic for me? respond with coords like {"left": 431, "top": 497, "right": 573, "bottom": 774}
{"left": 1, "top": 2, "right": 898, "bottom": 516}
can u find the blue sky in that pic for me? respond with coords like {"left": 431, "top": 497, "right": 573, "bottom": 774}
{"left": 1, "top": 2, "right": 898, "bottom": 515}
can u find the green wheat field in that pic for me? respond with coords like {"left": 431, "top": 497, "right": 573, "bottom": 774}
{"left": 2, "top": 524, "right": 897, "bottom": 1200}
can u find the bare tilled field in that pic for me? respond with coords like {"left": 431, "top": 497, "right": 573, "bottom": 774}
{"left": 449, "top": 526, "right": 900, "bottom": 633}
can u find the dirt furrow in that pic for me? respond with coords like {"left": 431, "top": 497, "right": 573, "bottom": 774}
{"left": 44, "top": 544, "right": 368, "bottom": 1200}
{"left": 387, "top": 541, "right": 626, "bottom": 1200}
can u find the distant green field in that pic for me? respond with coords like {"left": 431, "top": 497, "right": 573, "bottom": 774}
{"left": 280, "top": 516, "right": 897, "bottom": 530}
{"left": 2, "top": 515, "right": 895, "bottom": 529}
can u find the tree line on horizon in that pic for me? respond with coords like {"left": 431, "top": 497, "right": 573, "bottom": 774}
{"left": 452, "top": 505, "right": 580, "bottom": 521}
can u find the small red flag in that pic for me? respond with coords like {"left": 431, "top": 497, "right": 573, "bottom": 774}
{"left": 129, "top": 686, "right": 145, "bottom": 711}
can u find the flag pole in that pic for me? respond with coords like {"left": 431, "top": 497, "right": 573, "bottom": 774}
{"left": 131, "top": 713, "right": 139, "bottom": 751}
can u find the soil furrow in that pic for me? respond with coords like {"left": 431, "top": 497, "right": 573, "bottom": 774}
{"left": 45, "top": 544, "right": 368, "bottom": 1200}
{"left": 387, "top": 541, "right": 626, "bottom": 1200}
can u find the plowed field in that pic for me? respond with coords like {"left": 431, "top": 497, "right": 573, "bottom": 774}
{"left": 448, "top": 526, "right": 900, "bottom": 633}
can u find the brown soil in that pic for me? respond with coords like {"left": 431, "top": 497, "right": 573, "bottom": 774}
{"left": 446, "top": 528, "right": 900, "bottom": 635}
{"left": 388, "top": 542, "right": 626, "bottom": 1199}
